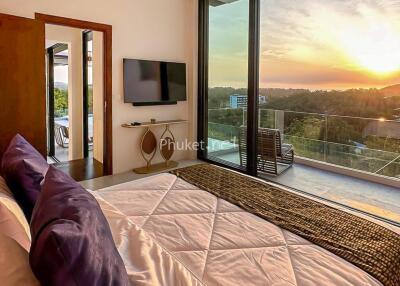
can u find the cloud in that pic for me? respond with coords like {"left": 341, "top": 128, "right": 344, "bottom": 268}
{"left": 259, "top": 0, "right": 400, "bottom": 62}
{"left": 209, "top": 0, "right": 400, "bottom": 89}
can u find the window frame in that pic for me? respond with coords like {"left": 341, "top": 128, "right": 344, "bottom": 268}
{"left": 197, "top": 0, "right": 400, "bottom": 188}
{"left": 197, "top": 0, "right": 400, "bottom": 227}
{"left": 197, "top": 0, "right": 260, "bottom": 176}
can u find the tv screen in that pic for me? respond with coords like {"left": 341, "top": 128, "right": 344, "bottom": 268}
{"left": 123, "top": 59, "right": 187, "bottom": 105}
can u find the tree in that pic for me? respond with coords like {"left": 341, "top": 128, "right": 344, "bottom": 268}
{"left": 54, "top": 88, "right": 68, "bottom": 117}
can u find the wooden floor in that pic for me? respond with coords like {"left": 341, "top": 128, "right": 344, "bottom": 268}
{"left": 80, "top": 160, "right": 201, "bottom": 190}
{"left": 52, "top": 158, "right": 103, "bottom": 182}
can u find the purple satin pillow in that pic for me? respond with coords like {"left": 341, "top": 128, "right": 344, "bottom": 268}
{"left": 1, "top": 134, "right": 49, "bottom": 220}
{"left": 30, "top": 166, "right": 130, "bottom": 286}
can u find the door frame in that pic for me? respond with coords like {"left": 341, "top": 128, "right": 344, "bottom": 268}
{"left": 82, "top": 30, "right": 93, "bottom": 159}
{"left": 47, "top": 43, "right": 68, "bottom": 160}
{"left": 35, "top": 13, "right": 113, "bottom": 175}
{"left": 197, "top": 0, "right": 260, "bottom": 176}
{"left": 46, "top": 46, "right": 55, "bottom": 158}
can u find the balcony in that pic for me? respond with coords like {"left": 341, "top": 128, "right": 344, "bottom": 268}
{"left": 207, "top": 108, "right": 400, "bottom": 224}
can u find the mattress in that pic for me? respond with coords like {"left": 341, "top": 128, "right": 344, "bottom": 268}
{"left": 94, "top": 172, "right": 399, "bottom": 286}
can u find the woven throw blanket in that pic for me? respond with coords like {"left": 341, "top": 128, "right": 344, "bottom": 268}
{"left": 170, "top": 163, "right": 400, "bottom": 286}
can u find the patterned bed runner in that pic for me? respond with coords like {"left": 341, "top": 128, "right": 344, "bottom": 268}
{"left": 170, "top": 164, "right": 400, "bottom": 286}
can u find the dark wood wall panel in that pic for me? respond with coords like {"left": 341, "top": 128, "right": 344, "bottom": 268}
{"left": 0, "top": 13, "right": 46, "bottom": 158}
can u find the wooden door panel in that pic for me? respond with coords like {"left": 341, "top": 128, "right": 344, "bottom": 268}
{"left": 0, "top": 13, "right": 46, "bottom": 158}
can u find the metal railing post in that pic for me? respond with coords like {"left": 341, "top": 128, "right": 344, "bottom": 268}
{"left": 324, "top": 113, "right": 328, "bottom": 162}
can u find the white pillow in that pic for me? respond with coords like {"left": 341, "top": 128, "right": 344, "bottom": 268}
{"left": 0, "top": 234, "right": 39, "bottom": 286}
{"left": 0, "top": 175, "right": 13, "bottom": 197}
{"left": 0, "top": 177, "right": 37, "bottom": 285}
{"left": 0, "top": 176, "right": 31, "bottom": 248}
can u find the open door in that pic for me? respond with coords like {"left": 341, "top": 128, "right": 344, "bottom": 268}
{"left": 47, "top": 43, "right": 69, "bottom": 162}
{"left": 0, "top": 13, "right": 45, "bottom": 157}
{"left": 83, "top": 30, "right": 93, "bottom": 159}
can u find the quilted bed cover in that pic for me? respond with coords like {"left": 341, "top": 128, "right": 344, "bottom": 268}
{"left": 93, "top": 173, "right": 400, "bottom": 286}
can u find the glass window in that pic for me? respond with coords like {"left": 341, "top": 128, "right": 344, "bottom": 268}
{"left": 258, "top": 0, "right": 400, "bottom": 221}
{"left": 207, "top": 0, "right": 249, "bottom": 168}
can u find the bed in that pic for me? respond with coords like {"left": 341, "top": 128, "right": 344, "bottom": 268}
{"left": 93, "top": 165, "right": 400, "bottom": 286}
{"left": 1, "top": 134, "right": 399, "bottom": 286}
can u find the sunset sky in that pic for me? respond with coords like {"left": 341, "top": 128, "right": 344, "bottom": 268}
{"left": 209, "top": 0, "right": 400, "bottom": 90}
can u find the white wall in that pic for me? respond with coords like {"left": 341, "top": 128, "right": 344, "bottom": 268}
{"left": 0, "top": 0, "right": 198, "bottom": 173}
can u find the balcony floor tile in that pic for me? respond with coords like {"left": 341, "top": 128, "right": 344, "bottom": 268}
{"left": 264, "top": 164, "right": 400, "bottom": 223}
{"left": 210, "top": 152, "right": 400, "bottom": 224}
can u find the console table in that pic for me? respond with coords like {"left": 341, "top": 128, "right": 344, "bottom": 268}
{"left": 122, "top": 120, "right": 188, "bottom": 174}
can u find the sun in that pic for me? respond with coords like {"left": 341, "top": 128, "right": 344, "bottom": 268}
{"left": 340, "top": 23, "right": 400, "bottom": 75}
{"left": 346, "top": 39, "right": 400, "bottom": 75}
{"left": 355, "top": 50, "right": 400, "bottom": 74}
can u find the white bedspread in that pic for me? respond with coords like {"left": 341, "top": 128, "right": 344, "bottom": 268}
{"left": 94, "top": 172, "right": 399, "bottom": 286}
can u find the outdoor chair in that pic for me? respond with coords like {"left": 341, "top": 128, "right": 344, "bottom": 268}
{"left": 55, "top": 124, "right": 69, "bottom": 148}
{"left": 239, "top": 127, "right": 294, "bottom": 175}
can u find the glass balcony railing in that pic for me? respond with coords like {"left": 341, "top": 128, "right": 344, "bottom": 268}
{"left": 207, "top": 108, "right": 400, "bottom": 180}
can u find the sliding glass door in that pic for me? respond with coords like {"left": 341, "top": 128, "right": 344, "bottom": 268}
{"left": 46, "top": 44, "right": 69, "bottom": 163}
{"left": 199, "top": 0, "right": 400, "bottom": 223}
{"left": 205, "top": 0, "right": 249, "bottom": 170}
{"left": 199, "top": 0, "right": 259, "bottom": 174}
{"left": 200, "top": 0, "right": 400, "bottom": 180}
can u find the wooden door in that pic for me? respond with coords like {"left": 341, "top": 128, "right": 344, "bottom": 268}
{"left": 0, "top": 13, "right": 46, "bottom": 158}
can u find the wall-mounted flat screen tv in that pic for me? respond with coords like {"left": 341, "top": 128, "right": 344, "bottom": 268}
{"left": 123, "top": 59, "right": 187, "bottom": 106}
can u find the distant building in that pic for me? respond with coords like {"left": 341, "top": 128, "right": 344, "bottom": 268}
{"left": 229, "top": 94, "right": 267, "bottom": 109}
{"left": 230, "top": 94, "right": 247, "bottom": 108}
{"left": 362, "top": 120, "right": 400, "bottom": 139}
